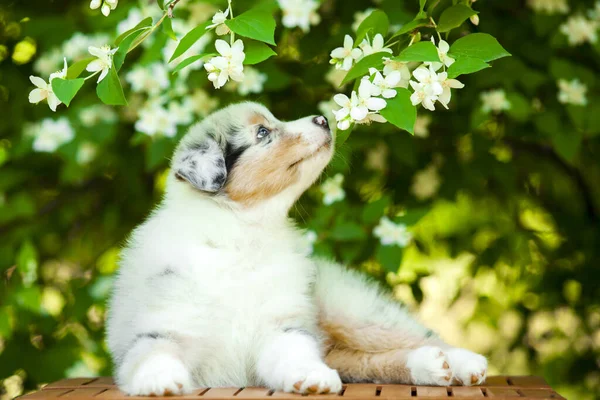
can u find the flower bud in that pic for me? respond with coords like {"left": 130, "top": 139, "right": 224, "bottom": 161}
{"left": 101, "top": 3, "right": 111, "bottom": 16}
{"left": 89, "top": 0, "right": 102, "bottom": 10}
{"left": 470, "top": 14, "right": 480, "bottom": 26}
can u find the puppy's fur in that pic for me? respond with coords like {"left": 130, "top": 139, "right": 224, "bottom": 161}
{"left": 107, "top": 102, "right": 487, "bottom": 396}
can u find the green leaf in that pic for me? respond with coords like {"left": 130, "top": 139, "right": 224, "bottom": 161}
{"left": 51, "top": 78, "right": 85, "bottom": 107}
{"left": 551, "top": 129, "right": 582, "bottom": 162}
{"left": 96, "top": 64, "right": 127, "bottom": 106}
{"left": 225, "top": 8, "right": 276, "bottom": 45}
{"left": 114, "top": 17, "right": 152, "bottom": 45}
{"left": 169, "top": 20, "right": 211, "bottom": 62}
{"left": 447, "top": 56, "right": 490, "bottom": 78}
{"left": 114, "top": 29, "right": 147, "bottom": 71}
{"left": 394, "top": 208, "right": 430, "bottom": 226}
{"left": 449, "top": 33, "right": 511, "bottom": 62}
{"left": 376, "top": 244, "right": 403, "bottom": 274}
{"left": 66, "top": 57, "right": 94, "bottom": 79}
{"left": 172, "top": 53, "right": 213, "bottom": 74}
{"left": 394, "top": 41, "right": 440, "bottom": 62}
{"left": 379, "top": 88, "right": 416, "bottom": 134}
{"left": 244, "top": 41, "right": 277, "bottom": 65}
{"left": 0, "top": 310, "right": 11, "bottom": 338}
{"left": 13, "top": 287, "right": 42, "bottom": 313}
{"left": 362, "top": 195, "right": 391, "bottom": 223}
{"left": 335, "top": 125, "right": 353, "bottom": 148}
{"left": 356, "top": 10, "right": 389, "bottom": 43}
{"left": 330, "top": 222, "right": 367, "bottom": 241}
{"left": 17, "top": 240, "right": 38, "bottom": 287}
{"left": 157, "top": 0, "right": 165, "bottom": 10}
{"left": 341, "top": 52, "right": 388, "bottom": 85}
{"left": 162, "top": 16, "right": 178, "bottom": 41}
{"left": 390, "top": 18, "right": 429, "bottom": 39}
{"left": 417, "top": 0, "right": 427, "bottom": 18}
{"left": 437, "top": 5, "right": 477, "bottom": 32}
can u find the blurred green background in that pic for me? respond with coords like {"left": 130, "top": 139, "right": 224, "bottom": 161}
{"left": 1, "top": 0, "right": 599, "bottom": 399}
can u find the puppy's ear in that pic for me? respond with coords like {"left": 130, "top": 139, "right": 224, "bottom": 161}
{"left": 173, "top": 137, "right": 226, "bottom": 192}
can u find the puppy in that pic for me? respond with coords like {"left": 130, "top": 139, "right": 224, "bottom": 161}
{"left": 106, "top": 102, "right": 487, "bottom": 396}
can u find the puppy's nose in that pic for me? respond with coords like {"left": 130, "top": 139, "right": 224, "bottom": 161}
{"left": 313, "top": 115, "right": 329, "bottom": 130}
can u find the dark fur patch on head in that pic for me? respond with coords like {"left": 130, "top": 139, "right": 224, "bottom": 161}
{"left": 225, "top": 142, "right": 249, "bottom": 173}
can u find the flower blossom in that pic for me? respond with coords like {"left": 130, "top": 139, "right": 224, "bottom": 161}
{"left": 320, "top": 174, "right": 345, "bottom": 205}
{"left": 135, "top": 102, "right": 178, "bottom": 137}
{"left": 90, "top": 0, "right": 118, "bottom": 17}
{"left": 204, "top": 39, "right": 245, "bottom": 89}
{"left": 480, "top": 89, "right": 511, "bottom": 113}
{"left": 382, "top": 58, "right": 410, "bottom": 88}
{"left": 206, "top": 9, "right": 231, "bottom": 36}
{"left": 409, "top": 65, "right": 443, "bottom": 111}
{"left": 557, "top": 79, "right": 588, "bottom": 106}
{"left": 237, "top": 67, "right": 267, "bottom": 96}
{"left": 86, "top": 45, "right": 118, "bottom": 83}
{"left": 278, "top": 0, "right": 321, "bottom": 32}
{"left": 126, "top": 63, "right": 170, "bottom": 95}
{"left": 411, "top": 164, "right": 441, "bottom": 200}
{"left": 414, "top": 115, "right": 432, "bottom": 138}
{"left": 330, "top": 35, "right": 363, "bottom": 71}
{"left": 28, "top": 58, "right": 68, "bottom": 112}
{"left": 527, "top": 0, "right": 569, "bottom": 15}
{"left": 427, "top": 38, "right": 455, "bottom": 71}
{"left": 373, "top": 217, "right": 412, "bottom": 247}
{"left": 359, "top": 34, "right": 393, "bottom": 56}
{"left": 560, "top": 15, "right": 598, "bottom": 46}
{"left": 31, "top": 118, "right": 75, "bottom": 153}
{"left": 366, "top": 68, "right": 402, "bottom": 99}
{"left": 333, "top": 79, "right": 387, "bottom": 129}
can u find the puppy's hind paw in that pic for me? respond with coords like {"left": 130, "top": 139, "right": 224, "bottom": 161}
{"left": 445, "top": 348, "right": 487, "bottom": 386}
{"left": 406, "top": 346, "right": 453, "bottom": 386}
{"left": 122, "top": 353, "right": 194, "bottom": 396}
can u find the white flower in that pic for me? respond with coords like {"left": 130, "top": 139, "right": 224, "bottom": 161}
{"left": 135, "top": 102, "right": 178, "bottom": 137}
{"left": 320, "top": 174, "right": 345, "bottom": 205}
{"left": 359, "top": 34, "right": 393, "bottom": 57}
{"left": 480, "top": 89, "right": 511, "bottom": 113}
{"left": 237, "top": 67, "right": 267, "bottom": 96}
{"left": 31, "top": 118, "right": 75, "bottom": 152}
{"left": 437, "top": 72, "right": 464, "bottom": 109}
{"left": 373, "top": 217, "right": 412, "bottom": 247}
{"left": 426, "top": 37, "right": 455, "bottom": 71}
{"left": 560, "top": 15, "right": 598, "bottom": 46}
{"left": 77, "top": 142, "right": 98, "bottom": 165}
{"left": 204, "top": 39, "right": 245, "bottom": 89}
{"left": 367, "top": 68, "right": 401, "bottom": 98}
{"left": 557, "top": 79, "right": 588, "bottom": 106}
{"left": 28, "top": 58, "right": 67, "bottom": 112}
{"left": 62, "top": 33, "right": 111, "bottom": 61}
{"left": 33, "top": 48, "right": 63, "bottom": 76}
{"left": 333, "top": 79, "right": 387, "bottom": 128}
{"left": 79, "top": 104, "right": 118, "bottom": 127}
{"left": 527, "top": 0, "right": 569, "bottom": 14}
{"left": 278, "top": 0, "right": 321, "bottom": 33}
{"left": 126, "top": 63, "right": 170, "bottom": 95}
{"left": 207, "top": 9, "right": 231, "bottom": 36}
{"left": 470, "top": 14, "right": 480, "bottom": 26}
{"left": 411, "top": 164, "right": 441, "bottom": 200}
{"left": 352, "top": 8, "right": 375, "bottom": 32}
{"left": 382, "top": 58, "right": 410, "bottom": 88}
{"left": 365, "top": 142, "right": 388, "bottom": 171}
{"left": 330, "top": 35, "right": 363, "bottom": 71}
{"left": 414, "top": 115, "right": 432, "bottom": 138}
{"left": 90, "top": 0, "right": 118, "bottom": 16}
{"left": 409, "top": 65, "right": 443, "bottom": 111}
{"left": 168, "top": 100, "right": 194, "bottom": 126}
{"left": 86, "top": 45, "right": 118, "bottom": 83}
{"left": 299, "top": 230, "right": 318, "bottom": 255}
{"left": 188, "top": 89, "right": 219, "bottom": 117}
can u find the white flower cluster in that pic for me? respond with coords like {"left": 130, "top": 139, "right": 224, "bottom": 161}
{"left": 373, "top": 217, "right": 412, "bottom": 247}
{"left": 320, "top": 173, "right": 346, "bottom": 205}
{"left": 330, "top": 37, "right": 464, "bottom": 130}
{"left": 204, "top": 39, "right": 245, "bottom": 89}
{"left": 34, "top": 33, "right": 110, "bottom": 76}
{"left": 480, "top": 89, "right": 511, "bottom": 114}
{"left": 278, "top": 0, "right": 321, "bottom": 33}
{"left": 206, "top": 9, "right": 231, "bottom": 36}
{"left": 557, "top": 79, "right": 588, "bottom": 106}
{"left": 559, "top": 3, "right": 600, "bottom": 46}
{"left": 527, "top": 0, "right": 569, "bottom": 15}
{"left": 411, "top": 164, "right": 441, "bottom": 201}
{"left": 28, "top": 59, "right": 67, "bottom": 112}
{"left": 28, "top": 118, "right": 75, "bottom": 153}
{"left": 90, "top": 0, "right": 118, "bottom": 17}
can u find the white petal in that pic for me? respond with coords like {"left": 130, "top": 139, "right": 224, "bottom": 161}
{"left": 358, "top": 79, "right": 374, "bottom": 98}
{"left": 372, "top": 34, "right": 384, "bottom": 49}
{"left": 447, "top": 78, "right": 464, "bottom": 89}
{"left": 438, "top": 40, "right": 450, "bottom": 53}
{"left": 342, "top": 56, "right": 353, "bottom": 71}
{"left": 410, "top": 92, "right": 421, "bottom": 106}
{"left": 350, "top": 105, "right": 368, "bottom": 121}
{"left": 350, "top": 48, "right": 363, "bottom": 60}
{"left": 385, "top": 71, "right": 401, "bottom": 87}
{"left": 217, "top": 71, "right": 229, "bottom": 87}
{"left": 438, "top": 87, "right": 451, "bottom": 106}
{"left": 97, "top": 68, "right": 109, "bottom": 83}
{"left": 330, "top": 47, "right": 346, "bottom": 59}
{"left": 101, "top": 3, "right": 111, "bottom": 16}
{"left": 29, "top": 88, "right": 46, "bottom": 103}
{"left": 215, "top": 39, "right": 231, "bottom": 56}
{"left": 333, "top": 94, "right": 350, "bottom": 107}
{"left": 343, "top": 34, "right": 353, "bottom": 50}
{"left": 423, "top": 98, "right": 436, "bottom": 111}
{"left": 366, "top": 97, "right": 387, "bottom": 111}
{"left": 47, "top": 93, "right": 61, "bottom": 111}
{"left": 231, "top": 39, "right": 244, "bottom": 53}
{"left": 86, "top": 59, "right": 104, "bottom": 72}
{"left": 338, "top": 118, "right": 351, "bottom": 130}
{"left": 215, "top": 24, "right": 230, "bottom": 36}
{"left": 29, "top": 76, "right": 47, "bottom": 89}
{"left": 412, "top": 66, "right": 430, "bottom": 82}
{"left": 382, "top": 89, "right": 397, "bottom": 98}
{"left": 88, "top": 46, "right": 103, "bottom": 58}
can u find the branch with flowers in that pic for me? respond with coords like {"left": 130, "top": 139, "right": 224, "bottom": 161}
{"left": 327, "top": 2, "right": 510, "bottom": 143}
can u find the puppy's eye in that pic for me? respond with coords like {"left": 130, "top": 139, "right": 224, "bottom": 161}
{"left": 257, "top": 126, "right": 271, "bottom": 140}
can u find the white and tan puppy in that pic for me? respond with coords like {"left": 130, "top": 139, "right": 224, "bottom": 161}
{"left": 107, "top": 102, "right": 487, "bottom": 396}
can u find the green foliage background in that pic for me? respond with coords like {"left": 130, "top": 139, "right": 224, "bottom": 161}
{"left": 1, "top": 0, "right": 599, "bottom": 399}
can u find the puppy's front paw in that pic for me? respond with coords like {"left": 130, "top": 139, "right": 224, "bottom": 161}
{"left": 283, "top": 364, "right": 342, "bottom": 395}
{"left": 445, "top": 348, "right": 487, "bottom": 386}
{"left": 406, "top": 346, "right": 453, "bottom": 386}
{"left": 122, "top": 353, "right": 193, "bottom": 396}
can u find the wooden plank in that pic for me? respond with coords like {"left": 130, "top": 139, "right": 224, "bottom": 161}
{"left": 201, "top": 388, "right": 241, "bottom": 399}
{"left": 19, "top": 389, "right": 74, "bottom": 399}
{"left": 509, "top": 376, "right": 549, "bottom": 388}
{"left": 485, "top": 388, "right": 521, "bottom": 397}
{"left": 60, "top": 388, "right": 107, "bottom": 397}
{"left": 520, "top": 389, "right": 565, "bottom": 399}
{"left": 416, "top": 386, "right": 449, "bottom": 397}
{"left": 44, "top": 379, "right": 96, "bottom": 390}
{"left": 379, "top": 385, "right": 412, "bottom": 398}
{"left": 80, "top": 378, "right": 115, "bottom": 388}
{"left": 451, "top": 386, "right": 484, "bottom": 397}
{"left": 342, "top": 384, "right": 378, "bottom": 397}
{"left": 270, "top": 391, "right": 302, "bottom": 398}
{"left": 482, "top": 376, "right": 510, "bottom": 386}
{"left": 236, "top": 387, "right": 272, "bottom": 398}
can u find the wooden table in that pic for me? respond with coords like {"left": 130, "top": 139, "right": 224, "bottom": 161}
{"left": 18, "top": 376, "right": 566, "bottom": 399}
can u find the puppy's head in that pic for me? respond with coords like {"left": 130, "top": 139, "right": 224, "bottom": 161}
{"left": 171, "top": 102, "right": 333, "bottom": 207}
